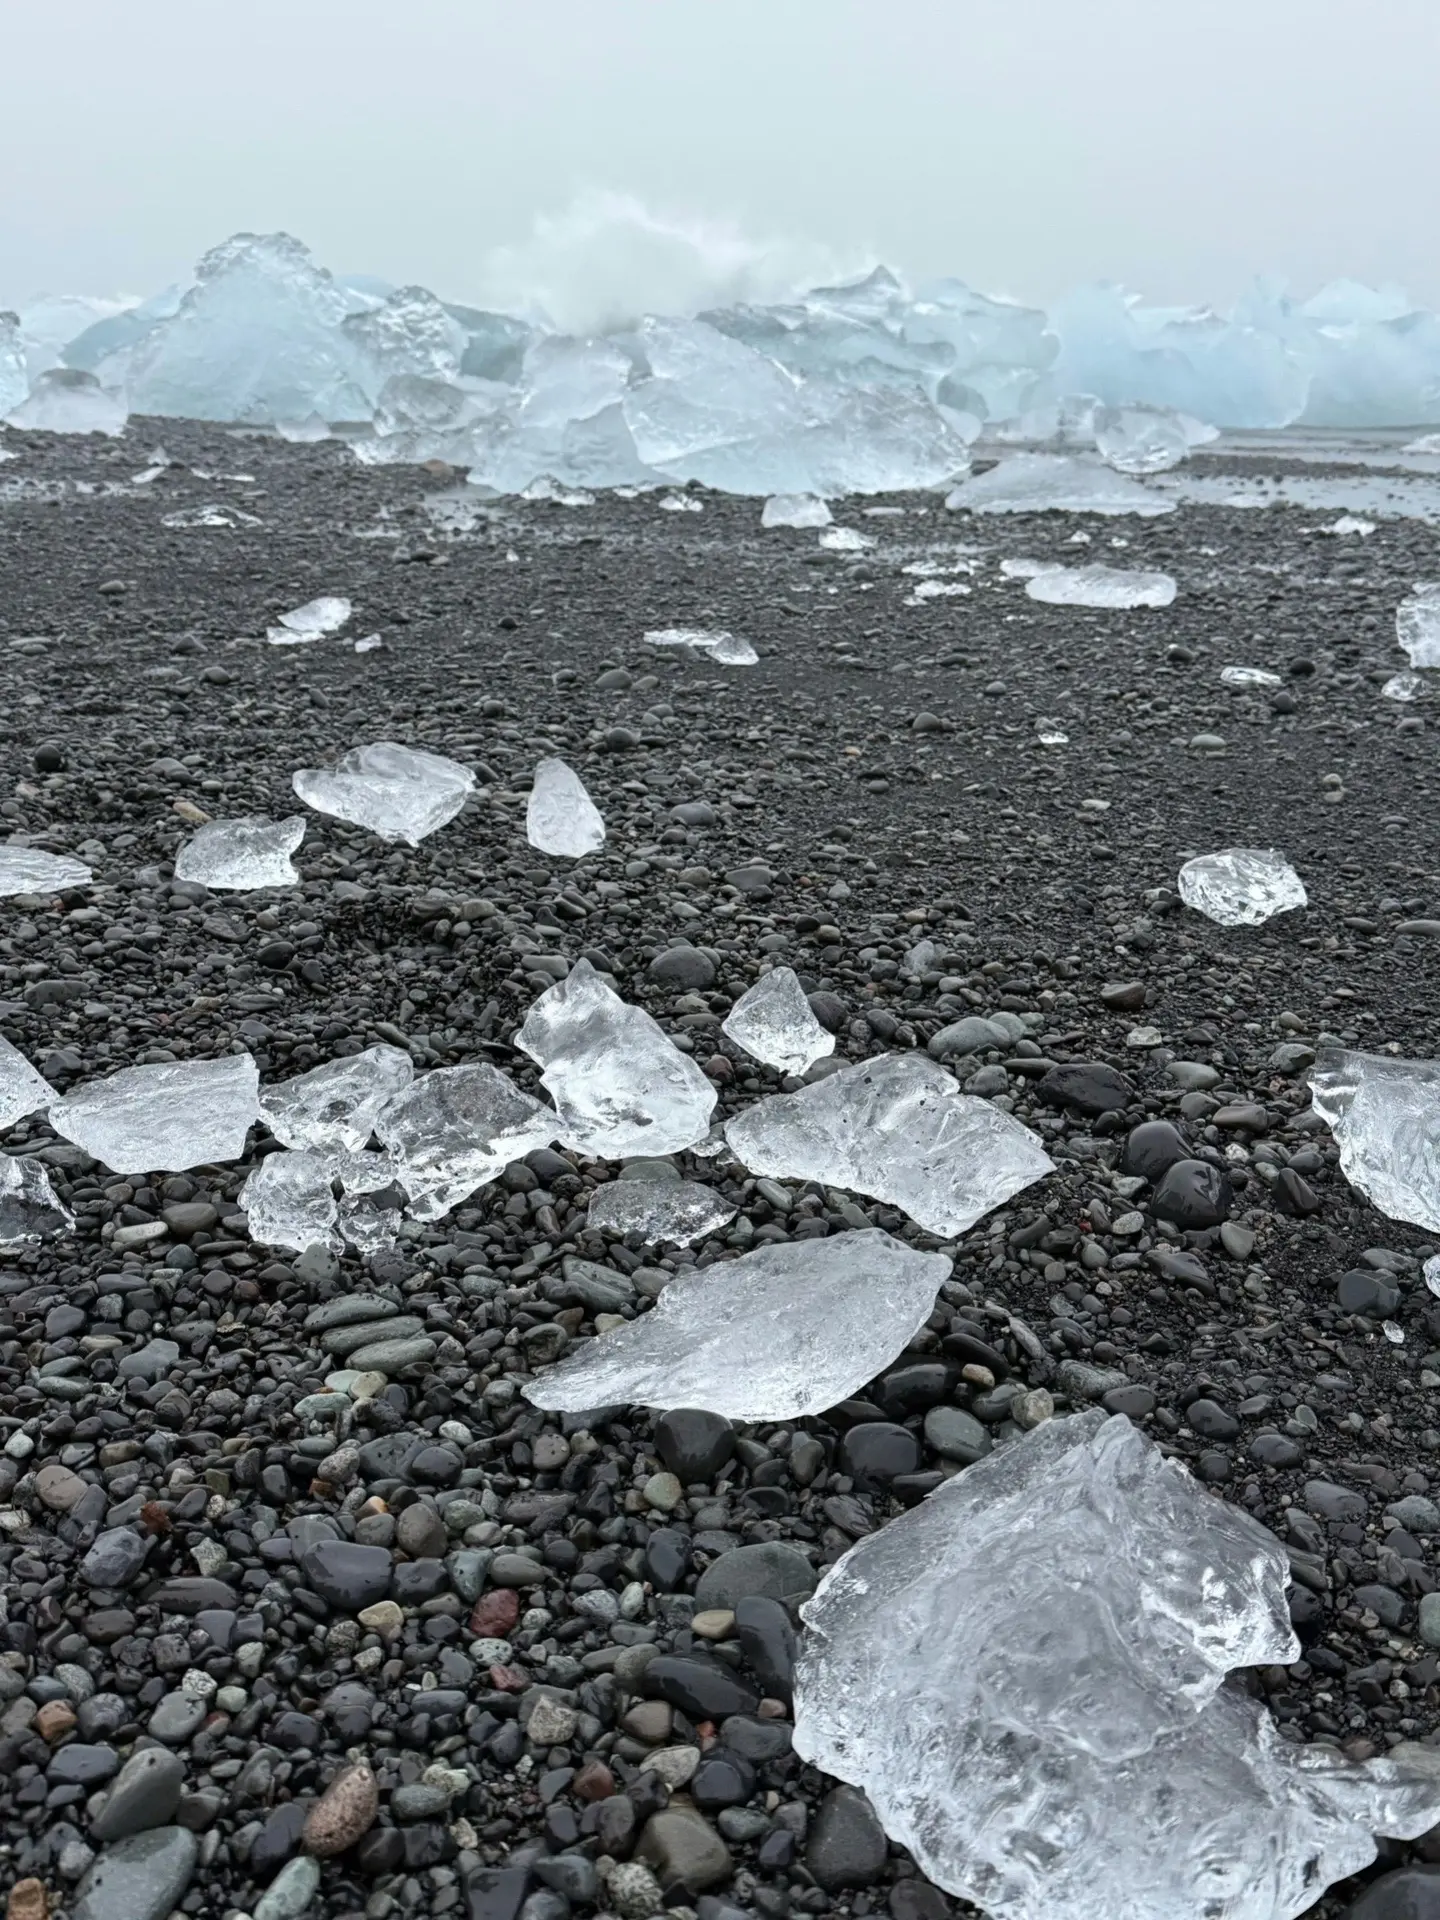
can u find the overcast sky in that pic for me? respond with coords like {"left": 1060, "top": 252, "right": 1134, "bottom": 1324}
{"left": 4, "top": 0, "right": 1438, "bottom": 316}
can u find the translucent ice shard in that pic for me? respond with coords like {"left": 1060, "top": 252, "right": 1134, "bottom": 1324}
{"left": 525, "top": 1229, "right": 949, "bottom": 1420}
{"left": 1221, "top": 665, "right": 1283, "bottom": 690}
{"left": 724, "top": 1053, "right": 1053, "bottom": 1237}
{"left": 1309, "top": 1048, "right": 1440, "bottom": 1233}
{"left": 0, "top": 1153, "right": 74, "bottom": 1249}
{"left": 1024, "top": 565, "right": 1175, "bottom": 608}
{"left": 0, "top": 847, "right": 92, "bottom": 895}
{"left": 945, "top": 454, "right": 1174, "bottom": 516}
{"left": 643, "top": 626, "right": 759, "bottom": 666}
{"left": 792, "top": 1410, "right": 1439, "bottom": 1920}
{"left": 0, "top": 314, "right": 27, "bottom": 417}
{"left": 527, "top": 758, "right": 606, "bottom": 858}
{"left": 587, "top": 1177, "right": 736, "bottom": 1246}
{"left": 763, "top": 493, "right": 832, "bottom": 529}
{"left": 818, "top": 526, "right": 874, "bottom": 552}
{"left": 722, "top": 967, "right": 835, "bottom": 1075}
{"left": 1397, "top": 583, "right": 1440, "bottom": 668}
{"left": 260, "top": 1045, "right": 415, "bottom": 1155}
{"left": 1093, "top": 402, "right": 1213, "bottom": 474}
{"left": 292, "top": 742, "right": 474, "bottom": 845}
{"left": 1177, "top": 848, "right": 1306, "bottom": 926}
{"left": 1384, "top": 672, "right": 1424, "bottom": 700}
{"left": 6, "top": 369, "right": 127, "bottom": 436}
{"left": 375, "top": 1062, "right": 555, "bottom": 1221}
{"left": 516, "top": 959, "right": 717, "bottom": 1158}
{"left": 0, "top": 1039, "right": 56, "bottom": 1131}
{"left": 174, "top": 815, "right": 306, "bottom": 890}
{"left": 49, "top": 1055, "right": 260, "bottom": 1173}
{"left": 239, "top": 1149, "right": 340, "bottom": 1253}
{"left": 266, "top": 595, "right": 352, "bottom": 645}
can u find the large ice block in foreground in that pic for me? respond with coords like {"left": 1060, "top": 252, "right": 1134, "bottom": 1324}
{"left": 266, "top": 595, "right": 352, "bottom": 645}
{"left": 1396, "top": 583, "right": 1440, "bottom": 668}
{"left": 375, "top": 1062, "right": 554, "bottom": 1220}
{"left": 527, "top": 757, "right": 606, "bottom": 857}
{"left": 49, "top": 1055, "right": 260, "bottom": 1172}
{"left": 174, "top": 815, "right": 306, "bottom": 890}
{"left": 587, "top": 1177, "right": 736, "bottom": 1246}
{"left": 260, "top": 1044, "right": 414, "bottom": 1154}
{"left": 1025, "top": 564, "right": 1175, "bottom": 608}
{"left": 0, "top": 1039, "right": 56, "bottom": 1131}
{"left": 722, "top": 967, "right": 835, "bottom": 1075}
{"left": 292, "top": 741, "right": 474, "bottom": 845}
{"left": 793, "top": 1410, "right": 1440, "bottom": 1920}
{"left": 1178, "top": 848, "right": 1306, "bottom": 926}
{"left": 1093, "top": 402, "right": 1213, "bottom": 474}
{"left": 0, "top": 848, "right": 92, "bottom": 895}
{"left": 0, "top": 1154, "right": 74, "bottom": 1249}
{"left": 516, "top": 959, "right": 717, "bottom": 1158}
{"left": 525, "top": 1228, "right": 948, "bottom": 1419}
{"left": 945, "top": 454, "right": 1174, "bottom": 516}
{"left": 6, "top": 369, "right": 127, "bottom": 436}
{"left": 724, "top": 1053, "right": 1053, "bottom": 1237}
{"left": 1309, "top": 1048, "right": 1440, "bottom": 1233}
{"left": 239, "top": 1149, "right": 339, "bottom": 1253}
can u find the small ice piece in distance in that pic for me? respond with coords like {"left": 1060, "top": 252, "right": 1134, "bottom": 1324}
{"left": 375, "top": 1062, "right": 555, "bottom": 1221}
{"left": 1177, "top": 848, "right": 1306, "bottom": 927}
{"left": 762, "top": 493, "right": 832, "bottom": 529}
{"left": 260, "top": 1045, "right": 415, "bottom": 1154}
{"left": 174, "top": 814, "right": 306, "bottom": 890}
{"left": 1383, "top": 673, "right": 1424, "bottom": 701}
{"left": 0, "top": 847, "right": 92, "bottom": 896}
{"left": 1092, "top": 401, "right": 1199, "bottom": 475}
{"left": 1384, "top": 1321, "right": 1406, "bottom": 1344}
{"left": 722, "top": 967, "right": 835, "bottom": 1076}
{"left": 0, "top": 1153, "right": 74, "bottom": 1249}
{"left": 292, "top": 741, "right": 475, "bottom": 845}
{"left": 1397, "top": 583, "right": 1440, "bottom": 668}
{"left": 516, "top": 959, "right": 716, "bottom": 1159}
{"left": 643, "top": 627, "right": 759, "bottom": 667}
{"left": 161, "top": 503, "right": 261, "bottom": 530}
{"left": 1037, "top": 722, "right": 1069, "bottom": 746}
{"left": 1220, "top": 665, "right": 1283, "bottom": 690}
{"left": 0, "top": 1037, "right": 56, "bottom": 1129}
{"left": 266, "top": 595, "right": 352, "bottom": 645}
{"left": 527, "top": 757, "right": 606, "bottom": 858}
{"left": 49, "top": 1054, "right": 260, "bottom": 1173}
{"left": 659, "top": 491, "right": 702, "bottom": 513}
{"left": 1326, "top": 515, "right": 1376, "bottom": 535}
{"left": 1000, "top": 557, "right": 1060, "bottom": 579}
{"left": 725, "top": 1052, "right": 1053, "bottom": 1238}
{"left": 1309, "top": 1048, "right": 1440, "bottom": 1234}
{"left": 1025, "top": 565, "right": 1175, "bottom": 609}
{"left": 587, "top": 1178, "right": 737, "bottom": 1246}
{"left": 238, "top": 1150, "right": 339, "bottom": 1254}
{"left": 819, "top": 526, "right": 874, "bottom": 552}
{"left": 354, "top": 633, "right": 383, "bottom": 653}
{"left": 525, "top": 1229, "right": 949, "bottom": 1421}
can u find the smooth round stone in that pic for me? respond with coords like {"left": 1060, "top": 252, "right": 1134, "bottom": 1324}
{"left": 300, "top": 1541, "right": 393, "bottom": 1610}
{"left": 344, "top": 1336, "right": 436, "bottom": 1373}
{"left": 1337, "top": 1270, "right": 1401, "bottom": 1318}
{"left": 690, "top": 1749, "right": 757, "bottom": 1812}
{"left": 806, "top": 1785, "right": 888, "bottom": 1891}
{"left": 654, "top": 1408, "right": 735, "bottom": 1482}
{"left": 693, "top": 1542, "right": 818, "bottom": 1611}
{"left": 649, "top": 947, "right": 716, "bottom": 990}
{"left": 922, "top": 1406, "right": 992, "bottom": 1463}
{"left": 1120, "top": 1120, "right": 1189, "bottom": 1183}
{"left": 71, "top": 1827, "right": 198, "bottom": 1920}
{"left": 1152, "top": 1159, "right": 1233, "bottom": 1229}
{"left": 81, "top": 1529, "right": 149, "bottom": 1590}
{"left": 1347, "top": 1867, "right": 1440, "bottom": 1920}
{"left": 147, "top": 1692, "right": 206, "bottom": 1744}
{"left": 1351, "top": 1583, "right": 1406, "bottom": 1628}
{"left": 91, "top": 1748, "right": 185, "bottom": 1843}
{"left": 839, "top": 1422, "right": 919, "bottom": 1486}
{"left": 643, "top": 1472, "right": 684, "bottom": 1512}
{"left": 1250, "top": 1431, "right": 1304, "bottom": 1468}
{"left": 1037, "top": 1060, "right": 1134, "bottom": 1116}
{"left": 927, "top": 1016, "right": 1006, "bottom": 1060}
{"left": 1186, "top": 1398, "right": 1239, "bottom": 1441}
{"left": 1167, "top": 1060, "right": 1220, "bottom": 1092}
{"left": 1417, "top": 1594, "right": 1440, "bottom": 1649}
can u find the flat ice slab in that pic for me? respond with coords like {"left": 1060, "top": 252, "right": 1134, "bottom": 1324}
{"left": 1178, "top": 848, "right": 1306, "bottom": 926}
{"left": 292, "top": 741, "right": 474, "bottom": 845}
{"left": 49, "top": 1055, "right": 260, "bottom": 1173}
{"left": 0, "top": 848, "right": 92, "bottom": 895}
{"left": 946, "top": 454, "right": 1174, "bottom": 516}
{"left": 1025, "top": 564, "right": 1175, "bottom": 608}
{"left": 586, "top": 1177, "right": 736, "bottom": 1246}
{"left": 174, "top": 815, "right": 306, "bottom": 890}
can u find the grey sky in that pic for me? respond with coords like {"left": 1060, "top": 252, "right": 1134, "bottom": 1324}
{"left": 4, "top": 0, "right": 1439, "bottom": 315}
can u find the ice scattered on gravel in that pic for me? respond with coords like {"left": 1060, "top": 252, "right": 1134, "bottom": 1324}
{"left": 0, "top": 1154, "right": 74, "bottom": 1250}
{"left": 292, "top": 741, "right": 475, "bottom": 845}
{"left": 260, "top": 1044, "right": 415, "bottom": 1155}
{"left": 375, "top": 1062, "right": 554, "bottom": 1222}
{"left": 527, "top": 757, "right": 606, "bottom": 858}
{"left": 1310, "top": 1048, "right": 1440, "bottom": 1233}
{"left": 1177, "top": 848, "right": 1307, "bottom": 926}
{"left": 525, "top": 1229, "right": 949, "bottom": 1420}
{"left": 174, "top": 814, "right": 306, "bottom": 889}
{"left": 239, "top": 1149, "right": 340, "bottom": 1254}
{"left": 1220, "top": 666, "right": 1283, "bottom": 690}
{"left": 266, "top": 594, "right": 352, "bottom": 645}
{"left": 658, "top": 491, "right": 702, "bottom": 513}
{"left": 49, "top": 1054, "right": 261, "bottom": 1173}
{"left": 722, "top": 966, "right": 835, "bottom": 1076}
{"left": 762, "top": 493, "right": 832, "bottom": 528}
{"left": 1396, "top": 583, "right": 1440, "bottom": 667}
{"left": 586, "top": 1177, "right": 737, "bottom": 1247}
{"left": 643, "top": 626, "right": 759, "bottom": 666}
{"left": 0, "top": 1039, "right": 56, "bottom": 1131}
{"left": 1024, "top": 564, "right": 1175, "bottom": 608}
{"left": 0, "top": 847, "right": 92, "bottom": 895}
{"left": 946, "top": 454, "right": 1175, "bottom": 517}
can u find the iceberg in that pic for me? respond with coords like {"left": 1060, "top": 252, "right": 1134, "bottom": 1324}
{"left": 525, "top": 1229, "right": 949, "bottom": 1420}
{"left": 793, "top": 1410, "right": 1440, "bottom": 1920}
{"left": 586, "top": 1177, "right": 737, "bottom": 1246}
{"left": 260, "top": 1045, "right": 414, "bottom": 1155}
{"left": 266, "top": 595, "right": 352, "bottom": 645}
{"left": 0, "top": 1039, "right": 56, "bottom": 1131}
{"left": 643, "top": 626, "right": 758, "bottom": 666}
{"left": 945, "top": 454, "right": 1174, "bottom": 516}
{"left": 0, "top": 315, "right": 28, "bottom": 417}
{"left": 722, "top": 966, "right": 835, "bottom": 1075}
{"left": 292, "top": 741, "right": 474, "bottom": 845}
{"left": 374, "top": 1062, "right": 554, "bottom": 1220}
{"left": 174, "top": 815, "right": 305, "bottom": 890}
{"left": 1309, "top": 1048, "right": 1440, "bottom": 1233}
{"left": 516, "top": 959, "right": 716, "bottom": 1159}
{"left": 527, "top": 757, "right": 606, "bottom": 858}
{"left": 239, "top": 1149, "right": 339, "bottom": 1253}
{"left": 6, "top": 369, "right": 127, "bottom": 436}
{"left": 1396, "top": 583, "right": 1440, "bottom": 668}
{"left": 724, "top": 1052, "right": 1053, "bottom": 1238}
{"left": 1024, "top": 565, "right": 1175, "bottom": 609}
{"left": 762, "top": 493, "right": 832, "bottom": 528}
{"left": 0, "top": 1154, "right": 74, "bottom": 1249}
{"left": 0, "top": 848, "right": 92, "bottom": 896}
{"left": 1177, "top": 849, "right": 1306, "bottom": 926}
{"left": 49, "top": 1055, "right": 260, "bottom": 1173}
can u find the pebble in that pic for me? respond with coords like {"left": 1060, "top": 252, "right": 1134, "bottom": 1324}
{"left": 303, "top": 1761, "right": 379, "bottom": 1855}
{"left": 71, "top": 1828, "right": 198, "bottom": 1920}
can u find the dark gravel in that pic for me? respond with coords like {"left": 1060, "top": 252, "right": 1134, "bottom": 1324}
{"left": 0, "top": 421, "right": 1438, "bottom": 1918}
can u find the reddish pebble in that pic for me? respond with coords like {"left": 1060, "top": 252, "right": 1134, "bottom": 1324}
{"left": 489, "top": 1663, "right": 529, "bottom": 1693}
{"left": 470, "top": 1588, "right": 521, "bottom": 1637}
{"left": 572, "top": 1760, "right": 615, "bottom": 1802}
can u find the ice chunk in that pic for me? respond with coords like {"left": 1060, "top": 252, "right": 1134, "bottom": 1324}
{"left": 903, "top": 938, "right": 941, "bottom": 977}
{"left": 1383, "top": 672, "right": 1424, "bottom": 701}
{"left": 516, "top": 959, "right": 716, "bottom": 1159}
{"left": 1325, "top": 514, "right": 1376, "bottom": 535}
{"left": 792, "top": 1409, "right": 1439, "bottom": 1920}
{"left": 49, "top": 1055, "right": 260, "bottom": 1173}
{"left": 1221, "top": 665, "right": 1283, "bottom": 690}
{"left": 6, "top": 369, "right": 127, "bottom": 436}
{"left": 0, "top": 1038, "right": 56, "bottom": 1130}
{"left": 0, "top": 314, "right": 27, "bottom": 417}
{"left": 0, "top": 1153, "right": 74, "bottom": 1249}
{"left": 724, "top": 1053, "right": 1053, "bottom": 1237}
{"left": 375, "top": 1062, "right": 554, "bottom": 1221}
{"left": 239, "top": 1149, "right": 339, "bottom": 1253}
{"left": 946, "top": 454, "right": 1174, "bottom": 516}
{"left": 525, "top": 1229, "right": 949, "bottom": 1420}
{"left": 642, "top": 626, "right": 759, "bottom": 666}
{"left": 161, "top": 503, "right": 261, "bottom": 530}
{"left": 174, "top": 815, "right": 305, "bottom": 890}
{"left": 587, "top": 1177, "right": 737, "bottom": 1246}
{"left": 722, "top": 967, "right": 835, "bottom": 1075}
{"left": 260, "top": 1045, "right": 415, "bottom": 1155}
{"left": 338, "top": 1190, "right": 403, "bottom": 1255}
{"left": 762, "top": 493, "right": 832, "bottom": 528}
{"left": 1093, "top": 402, "right": 1211, "bottom": 474}
{"left": 659, "top": 491, "right": 702, "bottom": 513}
{"left": 527, "top": 757, "right": 606, "bottom": 858}
{"left": 354, "top": 633, "right": 382, "bottom": 654}
{"left": 1177, "top": 848, "right": 1306, "bottom": 926}
{"left": 999, "top": 556, "right": 1060, "bottom": 580}
{"left": 818, "top": 526, "right": 874, "bottom": 552}
{"left": 276, "top": 413, "right": 331, "bottom": 442}
{"left": 266, "top": 595, "right": 352, "bottom": 645}
{"left": 1397, "top": 583, "right": 1440, "bottom": 667}
{"left": 292, "top": 741, "right": 474, "bottom": 845}
{"left": 1025, "top": 564, "right": 1175, "bottom": 608}
{"left": 341, "top": 284, "right": 468, "bottom": 388}
{"left": 0, "top": 847, "right": 92, "bottom": 896}
{"left": 1309, "top": 1048, "right": 1440, "bottom": 1233}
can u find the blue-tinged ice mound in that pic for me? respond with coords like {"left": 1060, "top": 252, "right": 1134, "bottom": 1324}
{"left": 0, "top": 315, "right": 27, "bottom": 417}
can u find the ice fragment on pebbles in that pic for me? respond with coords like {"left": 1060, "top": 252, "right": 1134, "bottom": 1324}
{"left": 527, "top": 757, "right": 606, "bottom": 858}
{"left": 0, "top": 1038, "right": 56, "bottom": 1130}
{"left": 1383, "top": 673, "right": 1424, "bottom": 701}
{"left": 173, "top": 814, "right": 305, "bottom": 889}
{"left": 0, "top": 847, "right": 92, "bottom": 895}
{"left": 0, "top": 1154, "right": 74, "bottom": 1249}
{"left": 1093, "top": 402, "right": 1211, "bottom": 475}
{"left": 1220, "top": 665, "right": 1283, "bottom": 690}
{"left": 292, "top": 741, "right": 474, "bottom": 845}
{"left": 49, "top": 1055, "right": 260, "bottom": 1173}
{"left": 260, "top": 1045, "right": 414, "bottom": 1154}
{"left": 643, "top": 627, "right": 759, "bottom": 666}
{"left": 516, "top": 958, "right": 716, "bottom": 1158}
{"left": 587, "top": 1178, "right": 737, "bottom": 1247}
{"left": 266, "top": 594, "right": 352, "bottom": 645}
{"left": 374, "top": 1062, "right": 554, "bottom": 1221}
{"left": 762, "top": 493, "right": 832, "bottom": 529}
{"left": 945, "top": 454, "right": 1174, "bottom": 516}
{"left": 1309, "top": 1049, "right": 1440, "bottom": 1234}
{"left": 1177, "top": 848, "right": 1306, "bottom": 927}
{"left": 239, "top": 1150, "right": 339, "bottom": 1253}
{"left": 724, "top": 1052, "right": 1053, "bottom": 1238}
{"left": 525, "top": 1229, "right": 948, "bottom": 1421}
{"left": 1396, "top": 583, "right": 1440, "bottom": 668}
{"left": 722, "top": 967, "right": 835, "bottom": 1076}
{"left": 793, "top": 1409, "right": 1440, "bottom": 1920}
{"left": 818, "top": 526, "right": 874, "bottom": 551}
{"left": 1024, "top": 564, "right": 1175, "bottom": 608}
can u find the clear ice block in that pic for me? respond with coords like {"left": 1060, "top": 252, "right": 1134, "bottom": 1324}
{"left": 266, "top": 595, "right": 352, "bottom": 645}
{"left": 762, "top": 493, "right": 832, "bottom": 528}
{"left": 946, "top": 454, "right": 1174, "bottom": 516}
{"left": 173, "top": 815, "right": 306, "bottom": 890}
{"left": 1309, "top": 1047, "right": 1440, "bottom": 1233}
{"left": 527, "top": 757, "right": 606, "bottom": 858}
{"left": 1396, "top": 583, "right": 1440, "bottom": 668}
{"left": 1025, "top": 565, "right": 1175, "bottom": 608}
{"left": 292, "top": 741, "right": 475, "bottom": 845}
{"left": 239, "top": 1149, "right": 340, "bottom": 1253}
{"left": 0, "top": 1153, "right": 74, "bottom": 1249}
{"left": 721, "top": 967, "right": 835, "bottom": 1076}
{"left": 642, "top": 627, "right": 759, "bottom": 666}
{"left": 586, "top": 1177, "right": 736, "bottom": 1246}
{"left": 0, "top": 848, "right": 92, "bottom": 896}
{"left": 48, "top": 1054, "right": 260, "bottom": 1173}
{"left": 374, "top": 1062, "right": 555, "bottom": 1221}
{"left": 6, "top": 369, "right": 127, "bottom": 436}
{"left": 0, "top": 1038, "right": 56, "bottom": 1130}
{"left": 259, "top": 1044, "right": 415, "bottom": 1154}
{"left": 1177, "top": 848, "right": 1307, "bottom": 926}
